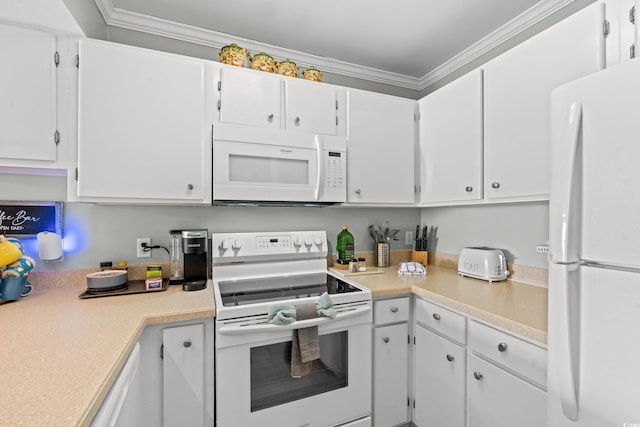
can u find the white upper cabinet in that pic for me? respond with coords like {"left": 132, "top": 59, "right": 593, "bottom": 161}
{"left": 419, "top": 69, "right": 483, "bottom": 205}
{"left": 0, "top": 24, "right": 58, "bottom": 165}
{"left": 603, "top": 0, "right": 639, "bottom": 66}
{"left": 219, "top": 66, "right": 282, "bottom": 129}
{"left": 346, "top": 89, "right": 416, "bottom": 205}
{"left": 483, "top": 2, "right": 605, "bottom": 202}
{"left": 218, "top": 65, "right": 341, "bottom": 135}
{"left": 284, "top": 78, "right": 337, "bottom": 135}
{"left": 76, "top": 39, "right": 214, "bottom": 204}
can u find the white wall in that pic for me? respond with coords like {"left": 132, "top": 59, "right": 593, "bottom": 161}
{"left": 1, "top": 0, "right": 84, "bottom": 35}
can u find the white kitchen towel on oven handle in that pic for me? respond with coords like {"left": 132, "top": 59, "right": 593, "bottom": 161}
{"left": 267, "top": 304, "right": 297, "bottom": 325}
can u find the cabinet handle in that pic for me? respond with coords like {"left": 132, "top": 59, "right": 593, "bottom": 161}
{"left": 446, "top": 354, "right": 455, "bottom": 362}
{"left": 491, "top": 182, "right": 501, "bottom": 189}
{"left": 498, "top": 342, "right": 508, "bottom": 352}
{"left": 432, "top": 313, "right": 441, "bottom": 321}
{"left": 390, "top": 306, "right": 399, "bottom": 313}
{"left": 183, "top": 340, "right": 192, "bottom": 348}
{"left": 382, "top": 336, "right": 390, "bottom": 343}
{"left": 474, "top": 372, "right": 484, "bottom": 381}
{"left": 355, "top": 189, "right": 361, "bottom": 195}
{"left": 465, "top": 186, "right": 473, "bottom": 192}
{"left": 267, "top": 113, "right": 274, "bottom": 121}
{"left": 295, "top": 116, "right": 301, "bottom": 125}
{"left": 187, "top": 184, "right": 194, "bottom": 190}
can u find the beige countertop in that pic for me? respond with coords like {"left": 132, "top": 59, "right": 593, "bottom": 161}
{"left": 0, "top": 263, "right": 546, "bottom": 427}
{"left": 339, "top": 265, "right": 548, "bottom": 344}
{"left": 0, "top": 280, "right": 215, "bottom": 427}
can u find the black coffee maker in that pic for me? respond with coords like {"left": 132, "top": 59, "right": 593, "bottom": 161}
{"left": 170, "top": 229, "right": 208, "bottom": 291}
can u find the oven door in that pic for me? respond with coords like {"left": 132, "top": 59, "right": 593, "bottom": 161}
{"left": 215, "top": 302, "right": 372, "bottom": 427}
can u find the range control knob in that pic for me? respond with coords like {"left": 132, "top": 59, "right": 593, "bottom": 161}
{"left": 314, "top": 237, "right": 323, "bottom": 248}
{"left": 232, "top": 240, "right": 242, "bottom": 251}
{"left": 218, "top": 240, "right": 229, "bottom": 251}
{"left": 293, "top": 237, "right": 303, "bottom": 249}
{"left": 304, "top": 237, "right": 313, "bottom": 249}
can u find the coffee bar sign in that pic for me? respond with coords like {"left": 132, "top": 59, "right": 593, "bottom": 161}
{"left": 0, "top": 202, "right": 63, "bottom": 236}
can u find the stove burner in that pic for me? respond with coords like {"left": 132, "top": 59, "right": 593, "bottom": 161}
{"left": 218, "top": 273, "right": 361, "bottom": 307}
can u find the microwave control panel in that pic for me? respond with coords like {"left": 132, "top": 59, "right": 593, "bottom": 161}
{"left": 326, "top": 151, "right": 345, "bottom": 190}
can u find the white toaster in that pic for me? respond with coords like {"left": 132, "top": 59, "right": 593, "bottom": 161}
{"left": 458, "top": 247, "right": 509, "bottom": 282}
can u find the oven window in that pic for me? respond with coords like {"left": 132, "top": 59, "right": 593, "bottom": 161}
{"left": 250, "top": 331, "right": 348, "bottom": 412}
{"left": 229, "top": 154, "right": 309, "bottom": 184}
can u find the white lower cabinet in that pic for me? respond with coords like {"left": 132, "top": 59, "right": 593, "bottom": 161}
{"left": 467, "top": 355, "right": 545, "bottom": 427}
{"left": 412, "top": 298, "right": 467, "bottom": 427}
{"left": 372, "top": 297, "right": 410, "bottom": 427}
{"left": 117, "top": 318, "right": 215, "bottom": 427}
{"left": 467, "top": 320, "right": 546, "bottom": 427}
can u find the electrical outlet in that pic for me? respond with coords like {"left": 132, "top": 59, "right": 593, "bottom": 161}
{"left": 405, "top": 231, "right": 413, "bottom": 245}
{"left": 137, "top": 237, "right": 151, "bottom": 258}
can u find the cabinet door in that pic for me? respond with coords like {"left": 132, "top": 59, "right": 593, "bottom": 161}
{"left": 373, "top": 323, "right": 409, "bottom": 427}
{"left": 347, "top": 90, "right": 416, "bottom": 204}
{"left": 285, "top": 78, "right": 337, "bottom": 135}
{"left": 419, "top": 69, "right": 483, "bottom": 204}
{"left": 0, "top": 24, "right": 57, "bottom": 162}
{"left": 413, "top": 325, "right": 466, "bottom": 427}
{"left": 219, "top": 66, "right": 282, "bottom": 129}
{"left": 77, "top": 40, "right": 212, "bottom": 203}
{"left": 163, "top": 323, "right": 205, "bottom": 427}
{"left": 484, "top": 2, "right": 605, "bottom": 201}
{"left": 467, "top": 354, "right": 545, "bottom": 427}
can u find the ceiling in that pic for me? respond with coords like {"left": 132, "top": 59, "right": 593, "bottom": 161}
{"left": 95, "top": 0, "right": 577, "bottom": 90}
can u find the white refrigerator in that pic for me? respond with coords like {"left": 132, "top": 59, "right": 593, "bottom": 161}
{"left": 548, "top": 58, "right": 640, "bottom": 426}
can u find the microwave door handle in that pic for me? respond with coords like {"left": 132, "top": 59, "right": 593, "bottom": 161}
{"left": 314, "top": 135, "right": 323, "bottom": 201}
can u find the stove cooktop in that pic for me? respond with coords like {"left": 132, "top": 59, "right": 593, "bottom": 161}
{"left": 217, "top": 273, "right": 361, "bottom": 307}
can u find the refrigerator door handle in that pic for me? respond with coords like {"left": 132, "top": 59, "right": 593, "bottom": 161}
{"left": 555, "top": 263, "right": 580, "bottom": 421}
{"left": 552, "top": 102, "right": 582, "bottom": 264}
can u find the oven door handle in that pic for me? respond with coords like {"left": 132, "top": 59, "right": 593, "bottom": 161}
{"left": 218, "top": 304, "right": 371, "bottom": 335}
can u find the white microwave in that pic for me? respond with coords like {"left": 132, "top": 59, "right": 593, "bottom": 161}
{"left": 212, "top": 123, "right": 346, "bottom": 205}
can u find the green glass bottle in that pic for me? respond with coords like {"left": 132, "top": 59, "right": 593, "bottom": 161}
{"left": 336, "top": 225, "right": 355, "bottom": 264}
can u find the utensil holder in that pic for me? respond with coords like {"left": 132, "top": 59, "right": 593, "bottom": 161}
{"left": 376, "top": 243, "right": 389, "bottom": 267}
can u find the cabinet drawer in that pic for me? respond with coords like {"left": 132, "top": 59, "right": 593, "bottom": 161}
{"left": 374, "top": 297, "right": 410, "bottom": 325}
{"left": 414, "top": 298, "right": 467, "bottom": 344}
{"left": 469, "top": 320, "right": 546, "bottom": 388}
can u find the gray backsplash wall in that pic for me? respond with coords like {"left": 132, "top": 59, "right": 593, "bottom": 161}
{"left": 0, "top": 173, "right": 420, "bottom": 271}
{"left": 422, "top": 202, "right": 549, "bottom": 268}
{"left": 2, "top": 173, "right": 549, "bottom": 270}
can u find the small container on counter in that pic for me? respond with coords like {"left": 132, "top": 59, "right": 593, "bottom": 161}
{"left": 348, "top": 258, "right": 358, "bottom": 273}
{"left": 357, "top": 258, "right": 367, "bottom": 272}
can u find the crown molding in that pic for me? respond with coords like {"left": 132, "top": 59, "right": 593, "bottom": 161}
{"left": 419, "top": 0, "right": 577, "bottom": 90}
{"left": 95, "top": 0, "right": 577, "bottom": 92}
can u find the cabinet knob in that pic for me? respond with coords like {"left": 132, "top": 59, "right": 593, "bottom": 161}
{"left": 382, "top": 336, "right": 390, "bottom": 343}
{"left": 498, "top": 342, "right": 508, "bottom": 352}
{"left": 183, "top": 340, "right": 192, "bottom": 348}
{"left": 295, "top": 116, "right": 301, "bottom": 125}
{"left": 465, "top": 186, "right": 473, "bottom": 192}
{"left": 432, "top": 313, "right": 441, "bottom": 321}
{"left": 355, "top": 189, "right": 361, "bottom": 195}
{"left": 390, "top": 306, "right": 399, "bottom": 313}
{"left": 491, "top": 182, "right": 501, "bottom": 189}
{"left": 474, "top": 371, "right": 484, "bottom": 381}
{"left": 267, "top": 113, "right": 274, "bottom": 121}
{"left": 446, "top": 354, "right": 455, "bottom": 362}
{"left": 187, "top": 184, "right": 194, "bottom": 190}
